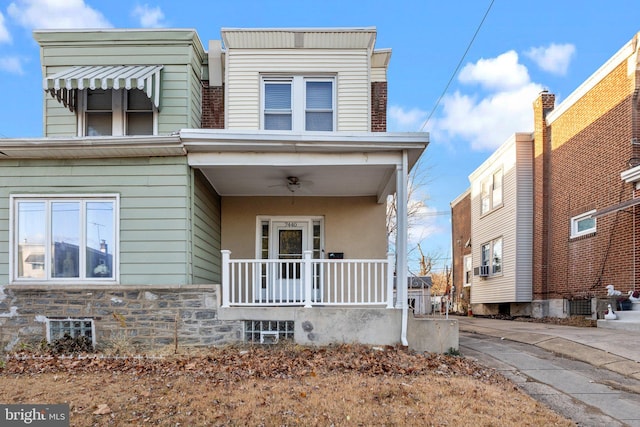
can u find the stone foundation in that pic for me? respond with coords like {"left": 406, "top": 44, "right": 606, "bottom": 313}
{"left": 0, "top": 284, "right": 242, "bottom": 351}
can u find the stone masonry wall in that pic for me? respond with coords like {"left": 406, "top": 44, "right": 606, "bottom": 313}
{"left": 0, "top": 285, "right": 242, "bottom": 351}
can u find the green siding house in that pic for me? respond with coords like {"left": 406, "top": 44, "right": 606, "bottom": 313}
{"left": 0, "top": 27, "right": 451, "bottom": 352}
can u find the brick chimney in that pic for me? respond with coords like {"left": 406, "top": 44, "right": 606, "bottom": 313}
{"left": 532, "top": 91, "right": 555, "bottom": 303}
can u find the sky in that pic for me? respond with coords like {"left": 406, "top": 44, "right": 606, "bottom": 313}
{"left": 1, "top": 0, "right": 640, "bottom": 274}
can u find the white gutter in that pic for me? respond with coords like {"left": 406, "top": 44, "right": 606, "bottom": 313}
{"left": 396, "top": 150, "right": 409, "bottom": 347}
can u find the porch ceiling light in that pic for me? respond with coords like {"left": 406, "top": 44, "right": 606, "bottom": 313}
{"left": 287, "top": 176, "right": 301, "bottom": 193}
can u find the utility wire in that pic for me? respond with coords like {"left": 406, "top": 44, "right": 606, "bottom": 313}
{"left": 419, "top": 0, "right": 495, "bottom": 132}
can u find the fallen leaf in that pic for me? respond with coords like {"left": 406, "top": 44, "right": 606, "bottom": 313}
{"left": 93, "top": 403, "right": 111, "bottom": 415}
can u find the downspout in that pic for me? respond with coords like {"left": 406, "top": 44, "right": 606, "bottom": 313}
{"left": 396, "top": 151, "right": 409, "bottom": 346}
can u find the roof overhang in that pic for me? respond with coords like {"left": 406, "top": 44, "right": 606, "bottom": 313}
{"left": 181, "top": 129, "right": 428, "bottom": 201}
{"left": 43, "top": 65, "right": 163, "bottom": 111}
{"left": 0, "top": 136, "right": 183, "bottom": 159}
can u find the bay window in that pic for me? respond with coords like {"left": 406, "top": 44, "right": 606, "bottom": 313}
{"left": 12, "top": 195, "right": 118, "bottom": 282}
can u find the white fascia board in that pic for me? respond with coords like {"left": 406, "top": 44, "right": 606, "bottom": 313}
{"left": 468, "top": 133, "right": 531, "bottom": 182}
{"left": 621, "top": 164, "right": 640, "bottom": 183}
{"left": 180, "top": 129, "right": 428, "bottom": 166}
{"left": 187, "top": 150, "right": 402, "bottom": 167}
{"left": 546, "top": 34, "right": 637, "bottom": 125}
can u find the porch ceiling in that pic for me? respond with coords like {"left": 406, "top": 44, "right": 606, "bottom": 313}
{"left": 197, "top": 164, "right": 394, "bottom": 197}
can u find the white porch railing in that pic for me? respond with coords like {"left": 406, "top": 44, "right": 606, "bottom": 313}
{"left": 221, "top": 250, "right": 394, "bottom": 308}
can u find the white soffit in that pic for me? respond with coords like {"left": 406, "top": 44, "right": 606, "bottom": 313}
{"left": 43, "top": 65, "right": 163, "bottom": 111}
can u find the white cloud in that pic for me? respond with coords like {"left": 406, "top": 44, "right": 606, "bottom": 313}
{"left": 429, "top": 51, "right": 545, "bottom": 151}
{"left": 0, "top": 56, "right": 24, "bottom": 74}
{"left": 132, "top": 4, "right": 166, "bottom": 28}
{"left": 458, "top": 50, "right": 530, "bottom": 91}
{"left": 388, "top": 105, "right": 427, "bottom": 131}
{"left": 525, "top": 43, "right": 576, "bottom": 76}
{"left": 0, "top": 12, "right": 11, "bottom": 43}
{"left": 7, "top": 0, "right": 111, "bottom": 30}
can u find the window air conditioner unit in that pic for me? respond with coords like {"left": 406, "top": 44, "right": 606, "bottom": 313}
{"left": 479, "top": 265, "right": 490, "bottom": 277}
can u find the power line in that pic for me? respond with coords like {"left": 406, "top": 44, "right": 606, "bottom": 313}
{"left": 419, "top": 0, "right": 495, "bottom": 132}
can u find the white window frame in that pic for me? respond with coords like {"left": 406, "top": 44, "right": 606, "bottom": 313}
{"left": 261, "top": 75, "right": 336, "bottom": 132}
{"left": 463, "top": 254, "right": 472, "bottom": 287}
{"left": 77, "top": 89, "right": 158, "bottom": 137}
{"left": 480, "top": 237, "right": 503, "bottom": 277}
{"left": 480, "top": 168, "right": 503, "bottom": 215}
{"left": 10, "top": 194, "right": 120, "bottom": 284}
{"left": 570, "top": 210, "right": 596, "bottom": 238}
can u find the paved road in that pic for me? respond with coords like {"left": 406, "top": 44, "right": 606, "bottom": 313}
{"left": 460, "top": 331, "right": 640, "bottom": 427}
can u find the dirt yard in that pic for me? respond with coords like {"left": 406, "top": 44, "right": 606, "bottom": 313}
{"left": 0, "top": 344, "right": 574, "bottom": 426}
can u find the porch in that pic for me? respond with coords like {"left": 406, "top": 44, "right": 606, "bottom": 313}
{"left": 221, "top": 250, "right": 395, "bottom": 308}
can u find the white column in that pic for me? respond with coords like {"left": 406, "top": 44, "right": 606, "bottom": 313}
{"left": 386, "top": 252, "right": 395, "bottom": 308}
{"left": 395, "top": 152, "right": 408, "bottom": 309}
{"left": 303, "top": 250, "right": 313, "bottom": 308}
{"left": 221, "top": 250, "right": 231, "bottom": 308}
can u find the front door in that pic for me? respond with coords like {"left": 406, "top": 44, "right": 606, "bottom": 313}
{"left": 258, "top": 220, "right": 308, "bottom": 302}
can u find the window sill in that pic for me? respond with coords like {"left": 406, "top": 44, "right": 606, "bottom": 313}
{"left": 569, "top": 232, "right": 596, "bottom": 241}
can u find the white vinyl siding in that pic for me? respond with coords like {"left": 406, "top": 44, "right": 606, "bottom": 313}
{"left": 470, "top": 133, "right": 533, "bottom": 304}
{"left": 225, "top": 49, "right": 370, "bottom": 131}
{"left": 0, "top": 157, "right": 196, "bottom": 285}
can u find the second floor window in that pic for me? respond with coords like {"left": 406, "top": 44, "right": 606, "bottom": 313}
{"left": 84, "top": 89, "right": 155, "bottom": 136}
{"left": 263, "top": 76, "right": 335, "bottom": 131}
{"left": 480, "top": 169, "right": 503, "bottom": 215}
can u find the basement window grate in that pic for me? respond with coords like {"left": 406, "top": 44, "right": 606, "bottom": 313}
{"left": 47, "top": 318, "right": 96, "bottom": 347}
{"left": 568, "top": 299, "right": 591, "bottom": 316}
{"left": 244, "top": 320, "right": 294, "bottom": 344}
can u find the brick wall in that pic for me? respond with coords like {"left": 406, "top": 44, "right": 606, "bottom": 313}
{"left": 533, "top": 59, "right": 638, "bottom": 302}
{"left": 201, "top": 81, "right": 225, "bottom": 129}
{"left": 451, "top": 192, "right": 471, "bottom": 291}
{"left": 371, "top": 81, "right": 387, "bottom": 132}
{"left": 0, "top": 285, "right": 242, "bottom": 351}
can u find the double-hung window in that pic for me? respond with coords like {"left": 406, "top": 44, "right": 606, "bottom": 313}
{"left": 480, "top": 169, "right": 503, "bottom": 215}
{"left": 12, "top": 195, "right": 118, "bottom": 282}
{"left": 83, "top": 89, "right": 155, "bottom": 136}
{"left": 262, "top": 76, "right": 335, "bottom": 131}
{"left": 480, "top": 237, "right": 503, "bottom": 277}
{"left": 570, "top": 210, "right": 596, "bottom": 238}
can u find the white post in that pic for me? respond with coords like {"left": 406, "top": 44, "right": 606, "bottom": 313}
{"left": 303, "top": 250, "right": 313, "bottom": 308}
{"left": 386, "top": 252, "right": 395, "bottom": 308}
{"left": 221, "top": 250, "right": 231, "bottom": 308}
{"left": 396, "top": 151, "right": 409, "bottom": 346}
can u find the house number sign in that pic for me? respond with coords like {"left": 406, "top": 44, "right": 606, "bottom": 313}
{"left": 285, "top": 222, "right": 298, "bottom": 227}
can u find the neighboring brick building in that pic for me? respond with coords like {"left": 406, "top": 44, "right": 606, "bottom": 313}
{"left": 455, "top": 31, "right": 640, "bottom": 318}
{"left": 533, "top": 32, "right": 640, "bottom": 317}
{"left": 450, "top": 189, "right": 471, "bottom": 312}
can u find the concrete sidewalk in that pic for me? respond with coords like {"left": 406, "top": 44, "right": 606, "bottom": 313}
{"left": 455, "top": 315, "right": 640, "bottom": 381}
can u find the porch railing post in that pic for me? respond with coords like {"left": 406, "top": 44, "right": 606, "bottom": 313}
{"left": 303, "top": 250, "right": 313, "bottom": 308}
{"left": 386, "top": 252, "right": 395, "bottom": 308}
{"left": 221, "top": 250, "right": 231, "bottom": 308}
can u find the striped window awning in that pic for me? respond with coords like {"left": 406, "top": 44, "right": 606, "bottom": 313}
{"left": 43, "top": 65, "right": 163, "bottom": 112}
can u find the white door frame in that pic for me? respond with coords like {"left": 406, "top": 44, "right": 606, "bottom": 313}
{"left": 256, "top": 216, "right": 323, "bottom": 302}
